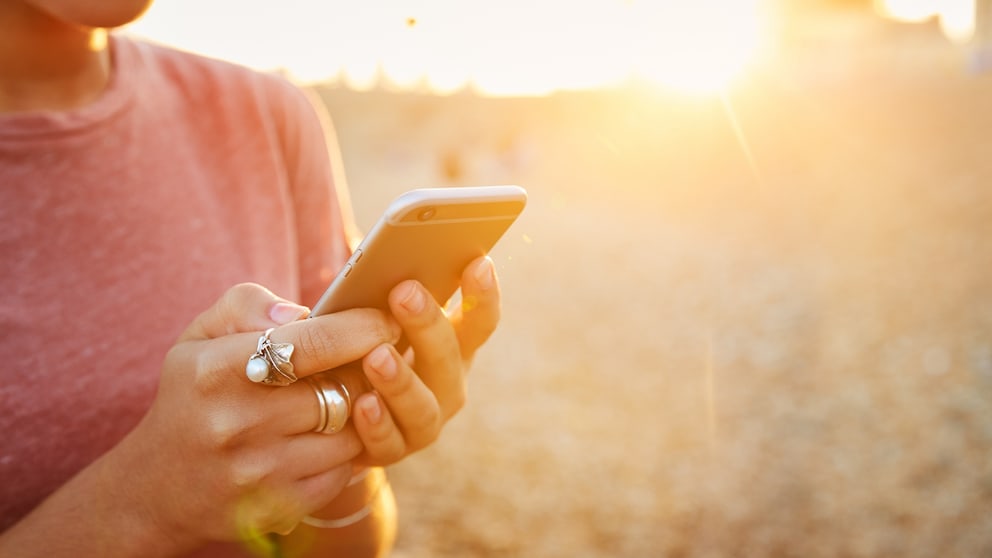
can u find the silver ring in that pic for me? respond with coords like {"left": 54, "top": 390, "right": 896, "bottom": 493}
{"left": 306, "top": 374, "right": 352, "bottom": 434}
{"left": 245, "top": 328, "right": 297, "bottom": 386}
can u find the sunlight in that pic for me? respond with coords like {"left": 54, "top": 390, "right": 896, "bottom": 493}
{"left": 936, "top": 0, "right": 977, "bottom": 42}
{"left": 624, "top": 1, "right": 762, "bottom": 94}
{"left": 875, "top": 0, "right": 941, "bottom": 21}
{"left": 125, "top": 0, "right": 765, "bottom": 97}
{"left": 875, "top": 0, "right": 976, "bottom": 42}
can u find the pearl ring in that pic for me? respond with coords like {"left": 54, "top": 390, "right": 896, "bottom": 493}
{"left": 245, "top": 328, "right": 297, "bottom": 386}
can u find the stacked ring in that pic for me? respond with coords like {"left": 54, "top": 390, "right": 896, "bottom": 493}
{"left": 306, "top": 374, "right": 352, "bottom": 434}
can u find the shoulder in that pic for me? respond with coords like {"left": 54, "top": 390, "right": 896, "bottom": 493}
{"left": 116, "top": 34, "right": 320, "bottom": 129}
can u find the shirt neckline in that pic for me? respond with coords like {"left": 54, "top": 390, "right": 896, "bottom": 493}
{"left": 0, "top": 34, "right": 137, "bottom": 140}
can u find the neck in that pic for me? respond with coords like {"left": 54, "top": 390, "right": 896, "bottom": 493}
{"left": 0, "top": 2, "right": 111, "bottom": 113}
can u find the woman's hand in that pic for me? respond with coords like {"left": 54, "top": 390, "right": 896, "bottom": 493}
{"left": 104, "top": 283, "right": 402, "bottom": 550}
{"left": 349, "top": 256, "right": 502, "bottom": 465}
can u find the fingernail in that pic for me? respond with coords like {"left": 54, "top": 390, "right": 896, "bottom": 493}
{"left": 475, "top": 257, "right": 495, "bottom": 290}
{"left": 399, "top": 282, "right": 426, "bottom": 314}
{"left": 359, "top": 394, "right": 382, "bottom": 425}
{"left": 269, "top": 302, "right": 310, "bottom": 325}
{"left": 369, "top": 345, "right": 397, "bottom": 381}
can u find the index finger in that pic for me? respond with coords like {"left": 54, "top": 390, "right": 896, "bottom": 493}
{"left": 187, "top": 308, "right": 402, "bottom": 390}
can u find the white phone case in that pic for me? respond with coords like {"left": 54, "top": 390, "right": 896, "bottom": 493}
{"left": 311, "top": 185, "right": 527, "bottom": 317}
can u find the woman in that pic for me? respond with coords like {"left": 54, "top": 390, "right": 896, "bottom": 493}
{"left": 0, "top": 1, "right": 501, "bottom": 556}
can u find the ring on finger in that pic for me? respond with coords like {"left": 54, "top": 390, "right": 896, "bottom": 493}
{"left": 245, "top": 328, "right": 297, "bottom": 386}
{"left": 306, "top": 374, "right": 352, "bottom": 434}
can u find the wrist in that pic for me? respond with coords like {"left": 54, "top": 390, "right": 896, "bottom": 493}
{"left": 93, "top": 433, "right": 201, "bottom": 556}
{"left": 304, "top": 467, "right": 386, "bottom": 526}
{"left": 279, "top": 468, "right": 397, "bottom": 558}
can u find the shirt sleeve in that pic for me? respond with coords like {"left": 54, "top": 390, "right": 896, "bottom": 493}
{"left": 264, "top": 78, "right": 360, "bottom": 307}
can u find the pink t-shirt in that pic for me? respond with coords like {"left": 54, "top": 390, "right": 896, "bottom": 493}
{"left": 0, "top": 35, "right": 353, "bottom": 550}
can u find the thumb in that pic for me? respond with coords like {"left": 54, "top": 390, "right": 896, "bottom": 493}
{"left": 178, "top": 283, "right": 310, "bottom": 342}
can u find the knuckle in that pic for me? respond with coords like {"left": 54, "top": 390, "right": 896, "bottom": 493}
{"left": 222, "top": 283, "right": 249, "bottom": 305}
{"left": 416, "top": 299, "right": 444, "bottom": 327}
{"left": 363, "top": 421, "right": 397, "bottom": 448}
{"left": 205, "top": 413, "right": 247, "bottom": 449}
{"left": 296, "top": 324, "right": 336, "bottom": 362}
{"left": 408, "top": 404, "right": 443, "bottom": 444}
{"left": 378, "top": 363, "right": 416, "bottom": 397}
{"left": 231, "top": 282, "right": 263, "bottom": 295}
{"left": 230, "top": 460, "right": 267, "bottom": 490}
{"left": 378, "top": 443, "right": 407, "bottom": 465}
{"left": 190, "top": 348, "right": 227, "bottom": 397}
{"left": 219, "top": 283, "right": 261, "bottom": 334}
{"left": 372, "top": 312, "right": 396, "bottom": 342}
{"left": 216, "top": 286, "right": 247, "bottom": 331}
{"left": 355, "top": 308, "right": 395, "bottom": 342}
{"left": 226, "top": 282, "right": 267, "bottom": 307}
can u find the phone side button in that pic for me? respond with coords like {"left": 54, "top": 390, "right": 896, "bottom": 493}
{"left": 353, "top": 249, "right": 363, "bottom": 262}
{"left": 342, "top": 263, "right": 353, "bottom": 277}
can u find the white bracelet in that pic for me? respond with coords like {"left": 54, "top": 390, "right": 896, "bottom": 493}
{"left": 301, "top": 504, "right": 373, "bottom": 529}
{"left": 347, "top": 467, "right": 370, "bottom": 486}
{"left": 300, "top": 469, "right": 383, "bottom": 529}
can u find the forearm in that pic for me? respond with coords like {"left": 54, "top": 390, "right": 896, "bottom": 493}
{"left": 278, "top": 467, "right": 397, "bottom": 558}
{"left": 0, "top": 447, "right": 189, "bottom": 558}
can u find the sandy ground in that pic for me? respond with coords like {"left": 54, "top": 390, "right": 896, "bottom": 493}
{"left": 316, "top": 6, "right": 992, "bottom": 557}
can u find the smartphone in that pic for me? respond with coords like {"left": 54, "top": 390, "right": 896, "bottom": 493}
{"left": 311, "top": 185, "right": 527, "bottom": 317}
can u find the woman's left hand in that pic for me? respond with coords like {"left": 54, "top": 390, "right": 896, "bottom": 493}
{"left": 349, "top": 255, "right": 501, "bottom": 465}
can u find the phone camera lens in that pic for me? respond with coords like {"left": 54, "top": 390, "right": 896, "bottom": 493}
{"left": 417, "top": 207, "right": 436, "bottom": 221}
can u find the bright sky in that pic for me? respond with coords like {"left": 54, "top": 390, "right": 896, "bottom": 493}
{"left": 124, "top": 0, "right": 766, "bottom": 96}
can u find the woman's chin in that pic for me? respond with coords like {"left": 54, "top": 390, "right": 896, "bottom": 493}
{"left": 30, "top": 0, "right": 155, "bottom": 29}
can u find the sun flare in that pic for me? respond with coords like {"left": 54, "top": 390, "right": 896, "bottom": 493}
{"left": 622, "top": 1, "right": 762, "bottom": 94}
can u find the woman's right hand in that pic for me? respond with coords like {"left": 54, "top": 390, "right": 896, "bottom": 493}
{"left": 103, "top": 283, "right": 401, "bottom": 551}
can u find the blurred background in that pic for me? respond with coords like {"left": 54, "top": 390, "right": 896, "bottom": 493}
{"left": 129, "top": 1, "right": 992, "bottom": 556}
